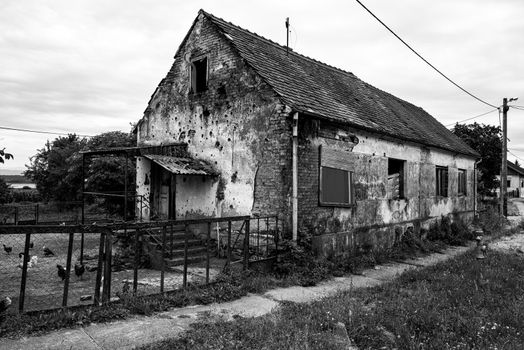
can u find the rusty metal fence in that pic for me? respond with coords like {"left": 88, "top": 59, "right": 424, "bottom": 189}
{"left": 0, "top": 215, "right": 280, "bottom": 314}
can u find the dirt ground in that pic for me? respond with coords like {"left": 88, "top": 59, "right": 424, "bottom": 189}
{"left": 0, "top": 232, "right": 224, "bottom": 314}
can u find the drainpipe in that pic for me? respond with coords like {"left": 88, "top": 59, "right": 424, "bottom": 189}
{"left": 474, "top": 159, "right": 482, "bottom": 218}
{"left": 292, "top": 112, "right": 299, "bottom": 242}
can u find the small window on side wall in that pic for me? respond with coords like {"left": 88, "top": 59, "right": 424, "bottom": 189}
{"left": 458, "top": 169, "right": 467, "bottom": 195}
{"left": 190, "top": 57, "right": 208, "bottom": 93}
{"left": 436, "top": 166, "right": 449, "bottom": 197}
{"left": 319, "top": 166, "right": 354, "bottom": 207}
{"left": 388, "top": 158, "right": 405, "bottom": 199}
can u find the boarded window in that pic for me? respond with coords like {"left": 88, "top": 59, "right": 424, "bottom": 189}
{"left": 458, "top": 169, "right": 467, "bottom": 195}
{"left": 190, "top": 57, "right": 208, "bottom": 93}
{"left": 388, "top": 158, "right": 405, "bottom": 199}
{"left": 320, "top": 166, "right": 354, "bottom": 206}
{"left": 436, "top": 166, "right": 448, "bottom": 197}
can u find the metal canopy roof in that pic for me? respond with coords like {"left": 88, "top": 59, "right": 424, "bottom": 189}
{"left": 144, "top": 154, "right": 218, "bottom": 176}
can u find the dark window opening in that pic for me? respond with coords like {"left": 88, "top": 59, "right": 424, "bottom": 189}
{"left": 436, "top": 166, "right": 449, "bottom": 197}
{"left": 458, "top": 169, "right": 467, "bottom": 195}
{"left": 388, "top": 158, "right": 405, "bottom": 199}
{"left": 190, "top": 57, "right": 208, "bottom": 93}
{"left": 320, "top": 166, "right": 353, "bottom": 206}
{"left": 507, "top": 179, "right": 511, "bottom": 188}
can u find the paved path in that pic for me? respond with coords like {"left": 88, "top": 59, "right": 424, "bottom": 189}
{"left": 1, "top": 243, "right": 477, "bottom": 350}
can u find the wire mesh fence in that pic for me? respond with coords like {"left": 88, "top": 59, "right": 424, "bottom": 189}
{"left": 0, "top": 215, "right": 280, "bottom": 314}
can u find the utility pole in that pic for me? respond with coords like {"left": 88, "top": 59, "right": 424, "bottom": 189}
{"left": 500, "top": 98, "right": 508, "bottom": 216}
{"left": 500, "top": 97, "right": 519, "bottom": 216}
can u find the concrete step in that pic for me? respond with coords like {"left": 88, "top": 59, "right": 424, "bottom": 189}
{"left": 164, "top": 253, "right": 208, "bottom": 266}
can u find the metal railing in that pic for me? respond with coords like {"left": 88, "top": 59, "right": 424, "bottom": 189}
{"left": 0, "top": 214, "right": 280, "bottom": 314}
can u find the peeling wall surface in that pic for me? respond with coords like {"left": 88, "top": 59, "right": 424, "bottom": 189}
{"left": 298, "top": 120, "right": 477, "bottom": 257}
{"left": 135, "top": 13, "right": 477, "bottom": 257}
{"left": 136, "top": 13, "right": 291, "bottom": 220}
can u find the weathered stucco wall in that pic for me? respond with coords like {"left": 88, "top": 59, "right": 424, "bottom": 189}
{"left": 136, "top": 13, "right": 292, "bottom": 220}
{"left": 298, "top": 120, "right": 477, "bottom": 257}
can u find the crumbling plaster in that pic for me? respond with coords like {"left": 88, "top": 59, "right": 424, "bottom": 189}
{"left": 136, "top": 13, "right": 288, "bottom": 219}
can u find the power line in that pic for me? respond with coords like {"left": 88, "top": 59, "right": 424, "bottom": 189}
{"left": 509, "top": 105, "right": 524, "bottom": 111}
{"left": 444, "top": 108, "right": 499, "bottom": 127}
{"left": 354, "top": 0, "right": 498, "bottom": 109}
{"left": 0, "top": 126, "right": 93, "bottom": 138}
{"left": 508, "top": 149, "right": 524, "bottom": 164}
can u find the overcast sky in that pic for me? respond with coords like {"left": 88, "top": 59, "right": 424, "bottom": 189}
{"left": 1, "top": 0, "right": 523, "bottom": 173}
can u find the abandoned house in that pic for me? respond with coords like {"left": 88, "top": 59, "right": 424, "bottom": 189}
{"left": 132, "top": 10, "right": 480, "bottom": 256}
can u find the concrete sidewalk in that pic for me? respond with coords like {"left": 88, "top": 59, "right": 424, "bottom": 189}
{"left": 1, "top": 245, "right": 472, "bottom": 350}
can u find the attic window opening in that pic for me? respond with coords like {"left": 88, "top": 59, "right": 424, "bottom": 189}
{"left": 190, "top": 57, "right": 208, "bottom": 93}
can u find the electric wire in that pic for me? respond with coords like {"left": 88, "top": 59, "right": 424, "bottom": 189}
{"left": 444, "top": 108, "right": 499, "bottom": 127}
{"left": 509, "top": 105, "right": 524, "bottom": 111}
{"left": 0, "top": 126, "right": 93, "bottom": 137}
{"left": 508, "top": 149, "right": 524, "bottom": 164}
{"left": 354, "top": 0, "right": 498, "bottom": 109}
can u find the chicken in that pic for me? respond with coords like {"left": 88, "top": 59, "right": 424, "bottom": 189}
{"left": 57, "top": 264, "right": 66, "bottom": 281}
{"left": 3, "top": 244, "right": 12, "bottom": 254}
{"left": 43, "top": 246, "right": 55, "bottom": 256}
{"left": 0, "top": 296, "right": 12, "bottom": 325}
{"left": 74, "top": 263, "right": 85, "bottom": 280}
{"left": 18, "top": 255, "right": 37, "bottom": 270}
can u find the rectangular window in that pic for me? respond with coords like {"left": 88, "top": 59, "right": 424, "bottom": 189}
{"left": 507, "top": 179, "right": 511, "bottom": 188}
{"left": 190, "top": 57, "right": 208, "bottom": 93}
{"left": 388, "top": 158, "right": 405, "bottom": 199}
{"left": 320, "top": 166, "right": 354, "bottom": 206}
{"left": 436, "top": 166, "right": 449, "bottom": 197}
{"left": 458, "top": 169, "right": 467, "bottom": 195}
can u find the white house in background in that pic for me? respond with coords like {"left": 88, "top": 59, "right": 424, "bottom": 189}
{"left": 497, "top": 161, "right": 524, "bottom": 198}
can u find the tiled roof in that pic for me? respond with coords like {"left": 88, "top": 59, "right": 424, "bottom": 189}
{"left": 508, "top": 161, "right": 524, "bottom": 176}
{"left": 200, "top": 10, "right": 479, "bottom": 158}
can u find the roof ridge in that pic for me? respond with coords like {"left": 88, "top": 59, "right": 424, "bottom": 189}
{"left": 200, "top": 9, "right": 357, "bottom": 79}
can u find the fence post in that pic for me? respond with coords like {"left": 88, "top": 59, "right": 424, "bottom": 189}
{"left": 94, "top": 231, "right": 105, "bottom": 305}
{"left": 133, "top": 229, "right": 140, "bottom": 295}
{"left": 206, "top": 221, "right": 211, "bottom": 284}
{"left": 160, "top": 226, "right": 166, "bottom": 294}
{"left": 183, "top": 223, "right": 189, "bottom": 288}
{"left": 18, "top": 233, "right": 31, "bottom": 313}
{"left": 102, "top": 230, "right": 113, "bottom": 303}
{"left": 14, "top": 206, "right": 18, "bottom": 225}
{"left": 227, "top": 221, "right": 232, "bottom": 268}
{"left": 275, "top": 216, "right": 279, "bottom": 259}
{"left": 34, "top": 204, "right": 39, "bottom": 224}
{"left": 62, "top": 231, "right": 75, "bottom": 308}
{"left": 243, "top": 219, "right": 250, "bottom": 270}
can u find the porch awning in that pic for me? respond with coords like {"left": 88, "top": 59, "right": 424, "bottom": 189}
{"left": 144, "top": 154, "right": 218, "bottom": 176}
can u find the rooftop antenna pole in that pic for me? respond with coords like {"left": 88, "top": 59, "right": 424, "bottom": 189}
{"left": 285, "top": 17, "right": 290, "bottom": 56}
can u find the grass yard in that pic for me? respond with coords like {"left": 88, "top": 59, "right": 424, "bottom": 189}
{"left": 140, "top": 249, "right": 524, "bottom": 350}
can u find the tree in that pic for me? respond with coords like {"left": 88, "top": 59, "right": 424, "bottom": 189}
{"left": 452, "top": 122, "right": 501, "bottom": 194}
{"left": 515, "top": 159, "right": 521, "bottom": 168}
{"left": 0, "top": 178, "right": 12, "bottom": 204}
{"left": 25, "top": 134, "right": 87, "bottom": 201}
{"left": 0, "top": 148, "right": 13, "bottom": 163}
{"left": 83, "top": 131, "right": 136, "bottom": 213}
{"left": 24, "top": 132, "right": 135, "bottom": 213}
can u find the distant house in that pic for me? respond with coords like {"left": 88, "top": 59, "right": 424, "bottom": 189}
{"left": 132, "top": 10, "right": 479, "bottom": 256}
{"left": 497, "top": 161, "right": 524, "bottom": 198}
